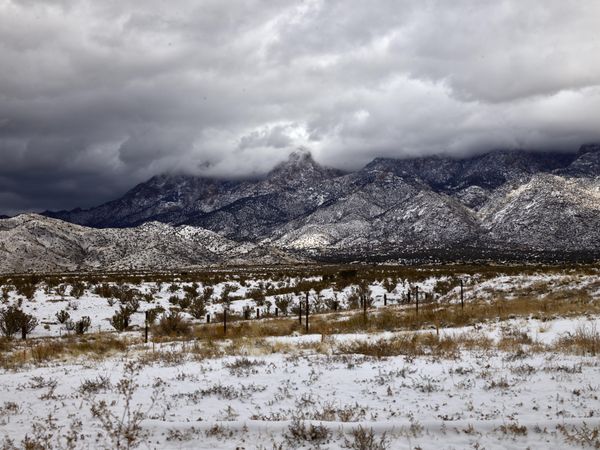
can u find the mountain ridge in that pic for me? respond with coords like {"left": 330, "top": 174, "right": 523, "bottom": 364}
{"left": 26, "top": 144, "right": 600, "bottom": 267}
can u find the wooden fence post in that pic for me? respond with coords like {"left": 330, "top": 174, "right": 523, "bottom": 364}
{"left": 144, "top": 311, "right": 149, "bottom": 343}
{"left": 305, "top": 292, "right": 309, "bottom": 332}
{"left": 415, "top": 286, "right": 419, "bottom": 316}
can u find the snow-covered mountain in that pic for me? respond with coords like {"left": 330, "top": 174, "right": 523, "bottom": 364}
{"left": 0, "top": 214, "right": 301, "bottom": 273}
{"left": 32, "top": 144, "right": 600, "bottom": 266}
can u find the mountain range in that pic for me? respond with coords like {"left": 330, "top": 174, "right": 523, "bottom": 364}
{"left": 2, "top": 144, "right": 600, "bottom": 272}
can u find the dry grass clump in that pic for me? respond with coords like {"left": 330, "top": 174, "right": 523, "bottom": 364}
{"left": 1, "top": 335, "right": 130, "bottom": 369}
{"left": 554, "top": 323, "right": 600, "bottom": 356}
{"left": 336, "top": 332, "right": 488, "bottom": 359}
{"left": 193, "top": 317, "right": 301, "bottom": 340}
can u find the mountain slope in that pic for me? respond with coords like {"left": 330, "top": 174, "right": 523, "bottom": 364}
{"left": 0, "top": 214, "right": 300, "bottom": 273}
{"left": 33, "top": 144, "right": 600, "bottom": 263}
{"left": 479, "top": 174, "right": 600, "bottom": 251}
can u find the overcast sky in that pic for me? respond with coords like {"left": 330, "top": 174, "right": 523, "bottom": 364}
{"left": 1, "top": 0, "right": 600, "bottom": 214}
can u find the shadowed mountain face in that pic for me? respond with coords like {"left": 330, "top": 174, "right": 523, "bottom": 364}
{"left": 42, "top": 145, "right": 600, "bottom": 263}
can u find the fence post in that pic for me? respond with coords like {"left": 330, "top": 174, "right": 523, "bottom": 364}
{"left": 384, "top": 293, "right": 387, "bottom": 306}
{"left": 223, "top": 308, "right": 227, "bottom": 336}
{"left": 256, "top": 308, "right": 260, "bottom": 319}
{"left": 305, "top": 292, "right": 309, "bottom": 332}
{"left": 415, "top": 285, "right": 419, "bottom": 316}
{"left": 275, "top": 307, "right": 279, "bottom": 317}
{"left": 460, "top": 279, "right": 464, "bottom": 310}
{"left": 206, "top": 313, "right": 210, "bottom": 324}
{"left": 299, "top": 297, "right": 302, "bottom": 324}
{"left": 144, "top": 311, "right": 149, "bottom": 343}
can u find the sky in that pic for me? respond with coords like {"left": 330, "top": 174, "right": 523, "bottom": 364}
{"left": 1, "top": 0, "right": 600, "bottom": 215}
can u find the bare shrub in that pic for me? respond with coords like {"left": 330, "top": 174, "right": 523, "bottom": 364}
{"left": 344, "top": 426, "right": 389, "bottom": 450}
{"left": 557, "top": 422, "right": 600, "bottom": 448}
{"left": 285, "top": 418, "right": 331, "bottom": 445}
{"left": 89, "top": 362, "right": 161, "bottom": 449}
{"left": 79, "top": 375, "right": 112, "bottom": 395}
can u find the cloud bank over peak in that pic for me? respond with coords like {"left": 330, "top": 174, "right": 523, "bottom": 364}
{"left": 1, "top": 0, "right": 600, "bottom": 214}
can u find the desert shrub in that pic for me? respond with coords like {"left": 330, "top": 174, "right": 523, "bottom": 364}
{"left": 188, "top": 298, "right": 206, "bottom": 319}
{"left": 275, "top": 295, "right": 293, "bottom": 315}
{"left": 178, "top": 295, "right": 192, "bottom": 310}
{"left": 14, "top": 279, "right": 37, "bottom": 300}
{"left": 153, "top": 311, "right": 191, "bottom": 337}
{"left": 70, "top": 281, "right": 86, "bottom": 298}
{"left": 56, "top": 309, "right": 70, "bottom": 324}
{"left": 1, "top": 286, "right": 11, "bottom": 302}
{"left": 94, "top": 283, "right": 113, "bottom": 298}
{"left": 182, "top": 283, "right": 199, "bottom": 298}
{"left": 75, "top": 316, "right": 92, "bottom": 335}
{"left": 220, "top": 284, "right": 236, "bottom": 307}
{"left": 144, "top": 306, "right": 164, "bottom": 324}
{"left": 0, "top": 306, "right": 38, "bottom": 339}
{"left": 110, "top": 308, "right": 132, "bottom": 332}
{"left": 347, "top": 289, "right": 360, "bottom": 309}
{"left": 121, "top": 298, "right": 139, "bottom": 314}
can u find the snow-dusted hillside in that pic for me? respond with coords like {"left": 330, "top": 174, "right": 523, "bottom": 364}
{"left": 0, "top": 214, "right": 300, "bottom": 273}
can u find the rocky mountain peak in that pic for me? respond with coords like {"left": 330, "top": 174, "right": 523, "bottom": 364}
{"left": 578, "top": 143, "right": 600, "bottom": 155}
{"left": 267, "top": 148, "right": 342, "bottom": 184}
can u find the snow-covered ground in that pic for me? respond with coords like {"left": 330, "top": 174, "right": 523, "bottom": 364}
{"left": 1, "top": 269, "right": 600, "bottom": 448}
{"left": 0, "top": 316, "right": 599, "bottom": 448}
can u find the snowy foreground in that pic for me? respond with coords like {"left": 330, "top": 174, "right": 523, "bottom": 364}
{"left": 1, "top": 316, "right": 600, "bottom": 449}
{"left": 1, "top": 267, "right": 600, "bottom": 448}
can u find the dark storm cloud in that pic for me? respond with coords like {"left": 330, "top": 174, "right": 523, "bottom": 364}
{"left": 1, "top": 0, "right": 600, "bottom": 214}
